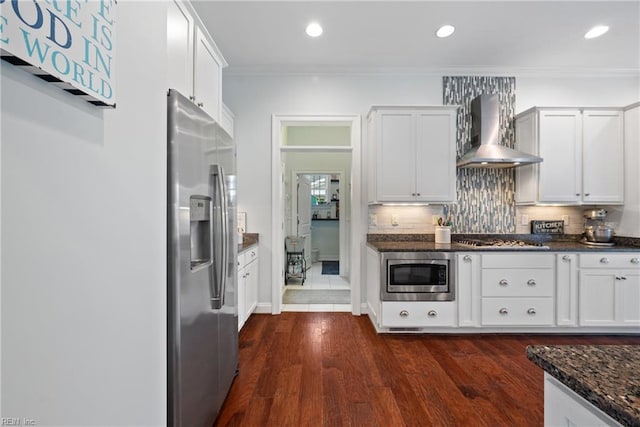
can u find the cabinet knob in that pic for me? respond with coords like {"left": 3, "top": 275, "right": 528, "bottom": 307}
{"left": 527, "top": 279, "right": 537, "bottom": 286}
{"left": 584, "top": 193, "right": 590, "bottom": 197}
{"left": 427, "top": 310, "right": 437, "bottom": 317}
{"left": 575, "top": 193, "right": 580, "bottom": 196}
{"left": 197, "top": 102, "right": 204, "bottom": 107}
{"left": 399, "top": 310, "right": 409, "bottom": 317}
{"left": 251, "top": 251, "right": 256, "bottom": 256}
{"left": 499, "top": 308, "right": 509, "bottom": 315}
{"left": 499, "top": 279, "right": 508, "bottom": 286}
{"left": 189, "top": 95, "right": 196, "bottom": 101}
{"left": 562, "top": 255, "right": 571, "bottom": 261}
{"left": 463, "top": 255, "right": 472, "bottom": 261}
{"left": 416, "top": 193, "right": 421, "bottom": 196}
{"left": 527, "top": 308, "right": 537, "bottom": 315}
{"left": 616, "top": 275, "right": 627, "bottom": 281}
{"left": 631, "top": 258, "right": 639, "bottom": 264}
{"left": 600, "top": 257, "right": 610, "bottom": 264}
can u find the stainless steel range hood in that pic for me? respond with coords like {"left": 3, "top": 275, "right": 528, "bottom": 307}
{"left": 456, "top": 94, "right": 543, "bottom": 168}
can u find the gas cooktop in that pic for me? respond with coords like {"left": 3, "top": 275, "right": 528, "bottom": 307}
{"left": 456, "top": 238, "right": 549, "bottom": 249}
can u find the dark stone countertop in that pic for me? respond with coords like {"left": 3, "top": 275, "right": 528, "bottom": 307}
{"left": 367, "top": 234, "right": 640, "bottom": 253}
{"left": 238, "top": 233, "right": 259, "bottom": 253}
{"left": 527, "top": 345, "right": 640, "bottom": 426}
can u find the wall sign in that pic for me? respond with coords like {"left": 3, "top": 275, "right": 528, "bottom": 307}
{"left": 531, "top": 220, "right": 564, "bottom": 234}
{"left": 0, "top": 0, "right": 116, "bottom": 108}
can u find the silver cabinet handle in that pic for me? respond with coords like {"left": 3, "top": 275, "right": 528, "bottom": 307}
{"left": 197, "top": 102, "right": 204, "bottom": 107}
{"left": 251, "top": 251, "right": 256, "bottom": 257}
{"left": 499, "top": 279, "right": 508, "bottom": 286}
{"left": 463, "top": 255, "right": 472, "bottom": 261}
{"left": 399, "top": 310, "right": 409, "bottom": 317}
{"left": 427, "top": 310, "right": 437, "bottom": 317}
{"left": 499, "top": 308, "right": 509, "bottom": 315}
{"left": 527, "top": 308, "right": 537, "bottom": 315}
{"left": 189, "top": 95, "right": 196, "bottom": 101}
{"left": 631, "top": 258, "right": 639, "bottom": 264}
{"left": 527, "top": 279, "right": 537, "bottom": 286}
{"left": 562, "top": 255, "right": 571, "bottom": 261}
{"left": 600, "top": 257, "right": 610, "bottom": 264}
{"left": 616, "top": 275, "right": 627, "bottom": 281}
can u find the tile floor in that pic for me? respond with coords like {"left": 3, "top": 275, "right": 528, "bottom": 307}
{"left": 283, "top": 262, "right": 351, "bottom": 312}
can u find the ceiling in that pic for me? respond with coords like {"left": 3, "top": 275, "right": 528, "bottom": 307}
{"left": 191, "top": 0, "right": 640, "bottom": 75}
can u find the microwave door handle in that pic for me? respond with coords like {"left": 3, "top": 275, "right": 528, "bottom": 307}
{"left": 209, "top": 164, "right": 225, "bottom": 310}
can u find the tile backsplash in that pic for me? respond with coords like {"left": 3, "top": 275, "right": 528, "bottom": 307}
{"left": 443, "top": 75, "right": 517, "bottom": 233}
{"left": 368, "top": 204, "right": 588, "bottom": 235}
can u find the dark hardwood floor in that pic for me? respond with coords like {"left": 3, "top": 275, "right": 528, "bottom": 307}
{"left": 215, "top": 313, "right": 640, "bottom": 426}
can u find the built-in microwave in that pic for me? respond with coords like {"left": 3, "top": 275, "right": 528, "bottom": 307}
{"left": 380, "top": 252, "right": 455, "bottom": 301}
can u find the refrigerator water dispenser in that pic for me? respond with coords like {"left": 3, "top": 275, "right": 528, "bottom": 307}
{"left": 190, "top": 195, "right": 212, "bottom": 269}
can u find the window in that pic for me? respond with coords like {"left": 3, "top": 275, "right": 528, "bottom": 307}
{"left": 309, "top": 175, "right": 328, "bottom": 204}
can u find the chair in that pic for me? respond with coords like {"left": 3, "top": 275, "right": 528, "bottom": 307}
{"left": 285, "top": 236, "right": 306, "bottom": 285}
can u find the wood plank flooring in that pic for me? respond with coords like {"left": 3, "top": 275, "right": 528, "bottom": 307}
{"left": 214, "top": 313, "right": 640, "bottom": 426}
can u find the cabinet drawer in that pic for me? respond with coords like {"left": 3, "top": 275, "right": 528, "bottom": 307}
{"left": 482, "top": 253, "right": 554, "bottom": 269}
{"left": 245, "top": 246, "right": 259, "bottom": 264}
{"left": 579, "top": 253, "right": 640, "bottom": 269}
{"left": 482, "top": 269, "right": 554, "bottom": 297}
{"left": 382, "top": 301, "right": 456, "bottom": 328}
{"left": 482, "top": 298, "right": 554, "bottom": 326}
{"left": 239, "top": 245, "right": 258, "bottom": 268}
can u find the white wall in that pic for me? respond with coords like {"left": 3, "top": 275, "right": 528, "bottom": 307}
{"left": 1, "top": 2, "right": 167, "bottom": 425}
{"left": 223, "top": 72, "right": 639, "bottom": 307}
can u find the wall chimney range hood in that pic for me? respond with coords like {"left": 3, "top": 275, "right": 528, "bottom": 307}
{"left": 456, "top": 94, "right": 543, "bottom": 168}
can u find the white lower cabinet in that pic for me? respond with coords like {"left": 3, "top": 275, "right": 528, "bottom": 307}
{"left": 482, "top": 298, "right": 554, "bottom": 326}
{"left": 578, "top": 253, "right": 640, "bottom": 327}
{"left": 480, "top": 254, "right": 555, "bottom": 327}
{"left": 544, "top": 374, "right": 621, "bottom": 426}
{"left": 367, "top": 249, "right": 640, "bottom": 333}
{"left": 556, "top": 253, "right": 578, "bottom": 326}
{"left": 457, "top": 253, "right": 481, "bottom": 327}
{"left": 381, "top": 301, "right": 456, "bottom": 328}
{"left": 238, "top": 246, "right": 259, "bottom": 331}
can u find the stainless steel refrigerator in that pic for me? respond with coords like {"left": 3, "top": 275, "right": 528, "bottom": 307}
{"left": 167, "top": 89, "right": 238, "bottom": 427}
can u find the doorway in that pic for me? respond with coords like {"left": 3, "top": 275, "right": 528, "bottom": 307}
{"left": 283, "top": 172, "right": 349, "bottom": 310}
{"left": 271, "top": 115, "right": 362, "bottom": 315}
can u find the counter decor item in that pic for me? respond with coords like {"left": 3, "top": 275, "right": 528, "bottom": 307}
{"left": 435, "top": 226, "right": 451, "bottom": 244}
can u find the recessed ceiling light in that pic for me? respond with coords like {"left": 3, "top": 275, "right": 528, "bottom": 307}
{"left": 436, "top": 25, "right": 455, "bottom": 38}
{"left": 584, "top": 25, "right": 609, "bottom": 39}
{"left": 306, "top": 22, "right": 323, "bottom": 37}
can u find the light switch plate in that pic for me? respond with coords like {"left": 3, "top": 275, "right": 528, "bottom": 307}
{"left": 369, "top": 214, "right": 377, "bottom": 226}
{"left": 562, "top": 215, "right": 570, "bottom": 225}
{"left": 520, "top": 214, "right": 529, "bottom": 226}
{"left": 391, "top": 214, "right": 399, "bottom": 226}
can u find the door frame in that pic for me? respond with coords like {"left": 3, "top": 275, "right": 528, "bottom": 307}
{"left": 271, "top": 115, "right": 362, "bottom": 315}
{"left": 293, "top": 171, "right": 347, "bottom": 274}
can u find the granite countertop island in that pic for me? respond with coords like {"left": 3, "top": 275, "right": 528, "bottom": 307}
{"left": 527, "top": 345, "right": 640, "bottom": 426}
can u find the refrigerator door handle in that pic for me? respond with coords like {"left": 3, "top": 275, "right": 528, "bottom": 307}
{"left": 209, "top": 164, "right": 226, "bottom": 310}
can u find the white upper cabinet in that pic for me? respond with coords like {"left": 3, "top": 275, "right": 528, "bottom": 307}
{"left": 167, "top": 0, "right": 227, "bottom": 123}
{"left": 515, "top": 108, "right": 623, "bottom": 205}
{"left": 194, "top": 26, "right": 223, "bottom": 121}
{"left": 368, "top": 106, "right": 457, "bottom": 203}
{"left": 167, "top": 0, "right": 194, "bottom": 100}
